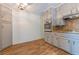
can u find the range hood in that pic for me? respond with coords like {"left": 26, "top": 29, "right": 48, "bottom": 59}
{"left": 63, "top": 13, "right": 79, "bottom": 20}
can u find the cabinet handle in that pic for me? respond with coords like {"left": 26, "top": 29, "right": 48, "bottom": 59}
{"left": 68, "top": 40, "right": 70, "bottom": 43}
{"left": 73, "top": 41, "right": 75, "bottom": 45}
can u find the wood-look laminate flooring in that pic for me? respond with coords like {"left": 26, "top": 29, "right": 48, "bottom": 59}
{"left": 0, "top": 39, "right": 70, "bottom": 55}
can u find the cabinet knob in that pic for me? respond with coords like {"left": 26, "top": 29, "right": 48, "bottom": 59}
{"left": 73, "top": 41, "right": 75, "bottom": 45}
{"left": 68, "top": 40, "right": 70, "bottom": 43}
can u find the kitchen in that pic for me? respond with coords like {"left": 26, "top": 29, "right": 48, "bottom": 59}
{"left": 43, "top": 3, "right": 79, "bottom": 55}
{"left": 0, "top": 3, "right": 79, "bottom": 55}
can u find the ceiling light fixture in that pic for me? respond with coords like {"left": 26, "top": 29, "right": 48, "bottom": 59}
{"left": 17, "top": 3, "right": 28, "bottom": 10}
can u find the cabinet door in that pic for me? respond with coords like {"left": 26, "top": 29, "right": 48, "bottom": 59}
{"left": 63, "top": 39, "right": 71, "bottom": 53}
{"left": 51, "top": 33, "right": 58, "bottom": 47}
{"left": 46, "top": 34, "right": 50, "bottom": 43}
{"left": 44, "top": 32, "right": 48, "bottom": 42}
{"left": 44, "top": 32, "right": 52, "bottom": 44}
{"left": 44, "top": 32, "right": 50, "bottom": 42}
{"left": 58, "top": 38, "right": 64, "bottom": 49}
{"left": 58, "top": 38, "right": 71, "bottom": 53}
{"left": 57, "top": 4, "right": 72, "bottom": 18}
{"left": 49, "top": 33, "right": 56, "bottom": 45}
{"left": 48, "top": 34, "right": 55, "bottom": 46}
{"left": 1, "top": 22, "right": 12, "bottom": 49}
{"left": 71, "top": 40, "right": 79, "bottom": 55}
{"left": 53, "top": 38, "right": 58, "bottom": 47}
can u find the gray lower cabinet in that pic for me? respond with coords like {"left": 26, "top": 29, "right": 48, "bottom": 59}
{"left": 47, "top": 35, "right": 52, "bottom": 44}
{"left": 65, "top": 33, "right": 79, "bottom": 55}
{"left": 52, "top": 37, "right": 58, "bottom": 47}
{"left": 71, "top": 40, "right": 79, "bottom": 55}
{"left": 51, "top": 33, "right": 59, "bottom": 47}
{"left": 44, "top": 32, "right": 49, "bottom": 42}
{"left": 61, "top": 39, "right": 71, "bottom": 53}
{"left": 44, "top": 32, "right": 51, "bottom": 43}
{"left": 58, "top": 37, "right": 71, "bottom": 53}
{"left": 44, "top": 32, "right": 79, "bottom": 55}
{"left": 44, "top": 32, "right": 53, "bottom": 44}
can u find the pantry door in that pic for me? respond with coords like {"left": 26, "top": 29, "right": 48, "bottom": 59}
{"left": 1, "top": 22, "right": 12, "bottom": 49}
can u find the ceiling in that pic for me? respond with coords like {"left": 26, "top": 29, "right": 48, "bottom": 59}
{"left": 1, "top": 3, "right": 63, "bottom": 15}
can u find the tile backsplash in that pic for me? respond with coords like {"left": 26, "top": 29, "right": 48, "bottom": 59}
{"left": 53, "top": 18, "right": 79, "bottom": 32}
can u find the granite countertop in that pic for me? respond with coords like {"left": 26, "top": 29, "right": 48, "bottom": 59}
{"left": 65, "top": 31, "right": 79, "bottom": 34}
{"left": 52, "top": 31, "right": 79, "bottom": 40}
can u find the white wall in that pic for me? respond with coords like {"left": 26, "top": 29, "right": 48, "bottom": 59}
{"left": 12, "top": 10, "right": 43, "bottom": 44}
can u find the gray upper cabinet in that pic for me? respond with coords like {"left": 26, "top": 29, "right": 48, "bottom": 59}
{"left": 56, "top": 4, "right": 79, "bottom": 17}
{"left": 56, "top": 4, "right": 71, "bottom": 17}
{"left": 42, "top": 7, "right": 52, "bottom": 32}
{"left": 51, "top": 8, "right": 57, "bottom": 26}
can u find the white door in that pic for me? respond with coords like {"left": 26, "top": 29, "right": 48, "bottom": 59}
{"left": 1, "top": 22, "right": 12, "bottom": 49}
{"left": 0, "top": 23, "right": 2, "bottom": 50}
